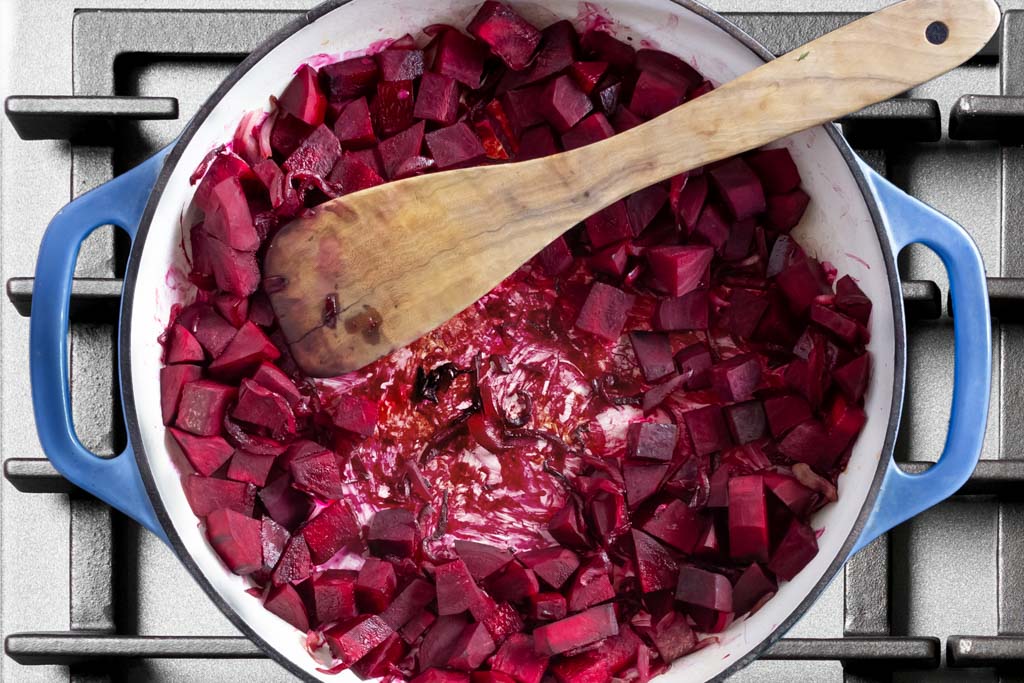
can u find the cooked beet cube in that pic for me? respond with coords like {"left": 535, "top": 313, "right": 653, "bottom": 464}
{"left": 585, "top": 479, "right": 627, "bottom": 540}
{"left": 747, "top": 147, "right": 801, "bottom": 194}
{"left": 632, "top": 529, "right": 678, "bottom": 593}
{"left": 206, "top": 237, "right": 260, "bottom": 298}
{"left": 517, "top": 546, "right": 580, "bottom": 590}
{"left": 722, "top": 216, "right": 757, "bottom": 262}
{"left": 278, "top": 64, "right": 326, "bottom": 126}
{"left": 319, "top": 56, "right": 378, "bottom": 101}
{"left": 490, "top": 634, "right": 549, "bottom": 683}
{"left": 517, "top": 124, "right": 560, "bottom": 161}
{"left": 763, "top": 472, "right": 817, "bottom": 517}
{"left": 724, "top": 401, "right": 767, "bottom": 444}
{"left": 834, "top": 352, "right": 871, "bottom": 402}
{"left": 580, "top": 28, "right": 634, "bottom": 67}
{"left": 271, "top": 534, "right": 312, "bottom": 585}
{"left": 622, "top": 462, "right": 670, "bottom": 510}
{"left": 533, "top": 235, "right": 574, "bottom": 277}
{"left": 547, "top": 500, "right": 590, "bottom": 549}
{"left": 564, "top": 555, "right": 614, "bottom": 611}
{"left": 626, "top": 422, "right": 678, "bottom": 461}
{"left": 763, "top": 394, "right": 813, "bottom": 438}
{"left": 732, "top": 562, "right": 777, "bottom": 614}
{"left": 683, "top": 405, "right": 732, "bottom": 456}
{"left": 533, "top": 604, "right": 618, "bottom": 655}
{"left": 169, "top": 428, "right": 233, "bottom": 476}
{"left": 693, "top": 203, "right": 730, "bottom": 251}
{"left": 165, "top": 323, "right": 205, "bottom": 365}
{"left": 768, "top": 518, "right": 819, "bottom": 580}
{"left": 184, "top": 474, "right": 256, "bottom": 518}
{"left": 326, "top": 614, "right": 394, "bottom": 666}
{"left": 380, "top": 577, "right": 436, "bottom": 630}
{"left": 356, "top": 557, "right": 398, "bottom": 613}
{"left": 233, "top": 378, "right": 296, "bottom": 440}
{"left": 728, "top": 475, "right": 770, "bottom": 562}
{"left": 675, "top": 343, "right": 713, "bottom": 389}
{"left": 193, "top": 153, "right": 255, "bottom": 213}
{"left": 626, "top": 185, "right": 668, "bottom": 236}
{"left": 641, "top": 498, "right": 706, "bottom": 553}
{"left": 711, "top": 353, "right": 762, "bottom": 402}
{"left": 351, "top": 633, "right": 407, "bottom": 679}
{"left": 206, "top": 508, "right": 262, "bottom": 575}
{"left": 560, "top": 112, "right": 615, "bottom": 150}
{"left": 529, "top": 592, "right": 567, "bottom": 621}
{"left": 329, "top": 155, "right": 384, "bottom": 195}
{"left": 264, "top": 583, "right": 310, "bottom": 631}
{"left": 414, "top": 72, "right": 461, "bottom": 125}
{"left": 205, "top": 177, "right": 259, "bottom": 252}
{"left": 380, "top": 120, "right": 426, "bottom": 179}
{"left": 654, "top": 290, "right": 708, "bottom": 332}
{"left": 283, "top": 123, "right": 341, "bottom": 181}
{"left": 310, "top": 570, "right": 358, "bottom": 626}
{"left": 270, "top": 112, "right": 314, "bottom": 159}
{"left": 777, "top": 257, "right": 830, "bottom": 316}
{"left": 289, "top": 448, "right": 343, "bottom": 500}
{"left": 226, "top": 450, "right": 274, "bottom": 487}
{"left": 727, "top": 288, "right": 769, "bottom": 340}
{"left": 174, "top": 379, "right": 236, "bottom": 436}
{"left": 208, "top": 321, "right": 279, "bottom": 378}
{"left": 435, "top": 559, "right": 484, "bottom": 616}
{"left": 300, "top": 502, "right": 359, "bottom": 567}
{"left": 160, "top": 365, "right": 203, "bottom": 425}
{"left": 575, "top": 281, "right": 634, "bottom": 342}
{"left": 584, "top": 200, "right": 632, "bottom": 249}
{"left": 330, "top": 393, "right": 378, "bottom": 437}
{"left": 778, "top": 418, "right": 841, "bottom": 471}
{"left": 468, "top": 1, "right": 541, "bottom": 70}
{"left": 766, "top": 189, "right": 811, "bottom": 232}
{"left": 426, "top": 122, "right": 486, "bottom": 170}
{"left": 372, "top": 80, "right": 415, "bottom": 136}
{"left": 629, "top": 332, "right": 675, "bottom": 382}
{"left": 591, "top": 241, "right": 629, "bottom": 278}
{"left": 500, "top": 20, "right": 577, "bottom": 91}
{"left": 455, "top": 540, "right": 513, "bottom": 581}
{"left": 709, "top": 158, "right": 766, "bottom": 221}
{"left": 485, "top": 560, "right": 539, "bottom": 602}
{"left": 570, "top": 61, "right": 608, "bottom": 93}
{"left": 636, "top": 48, "right": 701, "bottom": 86}
{"left": 434, "top": 29, "right": 489, "bottom": 88}
{"left": 368, "top": 507, "right": 418, "bottom": 558}
{"left": 332, "top": 97, "right": 376, "bottom": 149}
{"left": 672, "top": 173, "right": 709, "bottom": 231}
{"left": 377, "top": 48, "right": 425, "bottom": 81}
{"left": 647, "top": 245, "right": 713, "bottom": 297}
{"left": 836, "top": 274, "right": 872, "bottom": 323}
{"left": 676, "top": 565, "right": 733, "bottom": 612}
{"left": 811, "top": 304, "right": 862, "bottom": 345}
{"left": 447, "top": 621, "right": 497, "bottom": 671}
{"left": 538, "top": 75, "right": 593, "bottom": 133}
{"left": 629, "top": 69, "right": 687, "bottom": 119}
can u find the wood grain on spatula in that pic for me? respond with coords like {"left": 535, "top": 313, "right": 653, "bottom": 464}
{"left": 264, "top": 0, "right": 999, "bottom": 377}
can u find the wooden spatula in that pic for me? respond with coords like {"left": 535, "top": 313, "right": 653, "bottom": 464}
{"left": 264, "top": 0, "right": 999, "bottom": 377}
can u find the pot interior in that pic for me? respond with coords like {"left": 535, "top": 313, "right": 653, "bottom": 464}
{"left": 127, "top": 0, "right": 900, "bottom": 680}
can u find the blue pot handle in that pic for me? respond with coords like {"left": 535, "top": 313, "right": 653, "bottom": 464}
{"left": 30, "top": 148, "right": 170, "bottom": 543}
{"left": 851, "top": 164, "right": 991, "bottom": 554}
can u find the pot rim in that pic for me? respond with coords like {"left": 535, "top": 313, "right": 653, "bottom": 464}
{"left": 120, "top": 1, "right": 907, "bottom": 680}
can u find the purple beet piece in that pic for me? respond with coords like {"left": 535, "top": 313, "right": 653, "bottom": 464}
{"left": 332, "top": 97, "right": 375, "bottom": 149}
{"left": 654, "top": 290, "right": 709, "bottom": 332}
{"left": 501, "top": 85, "right": 546, "bottom": 133}
{"left": 206, "top": 237, "right": 260, "bottom": 297}
{"left": 517, "top": 124, "right": 560, "bottom": 161}
{"left": 584, "top": 200, "right": 632, "bottom": 249}
{"left": 226, "top": 451, "right": 274, "bottom": 487}
{"left": 570, "top": 60, "right": 608, "bottom": 94}
{"left": 283, "top": 123, "right": 341, "bottom": 182}
{"left": 205, "top": 177, "right": 259, "bottom": 252}
{"left": 675, "top": 343, "right": 713, "bottom": 390}
{"left": 600, "top": 80, "right": 626, "bottom": 118}
{"left": 627, "top": 185, "right": 668, "bottom": 236}
{"left": 319, "top": 56, "right": 378, "bottom": 101}
{"left": 778, "top": 419, "right": 842, "bottom": 471}
{"left": 533, "top": 604, "right": 618, "bottom": 655}
{"left": 434, "top": 29, "right": 489, "bottom": 88}
{"left": 251, "top": 362, "right": 302, "bottom": 408}
{"left": 213, "top": 293, "right": 249, "bottom": 328}
{"left": 766, "top": 234, "right": 805, "bottom": 278}
{"left": 393, "top": 155, "right": 436, "bottom": 180}
{"left": 836, "top": 274, "right": 873, "bottom": 324}
{"left": 768, "top": 518, "right": 819, "bottom": 580}
{"left": 622, "top": 462, "right": 670, "bottom": 510}
{"left": 591, "top": 241, "right": 629, "bottom": 278}
{"left": 372, "top": 80, "right": 415, "bottom": 136}
{"left": 723, "top": 216, "right": 757, "bottom": 261}
{"left": 352, "top": 633, "right": 407, "bottom": 679}
{"left": 380, "top": 120, "right": 426, "bottom": 179}
{"left": 272, "top": 534, "right": 312, "bottom": 585}
{"left": 643, "top": 611, "right": 696, "bottom": 662}
{"left": 165, "top": 324, "right": 205, "bottom": 364}
{"left": 368, "top": 507, "right": 418, "bottom": 558}
{"left": 279, "top": 64, "right": 326, "bottom": 126}
{"left": 289, "top": 448, "right": 343, "bottom": 500}
{"left": 486, "top": 560, "right": 539, "bottom": 602}
{"left": 709, "top": 157, "right": 766, "bottom": 221}
{"left": 326, "top": 614, "right": 394, "bottom": 666}
{"left": 270, "top": 113, "right": 314, "bottom": 159}
{"left": 629, "top": 69, "right": 687, "bottom": 119}
{"left": 585, "top": 480, "right": 627, "bottom": 540}
{"left": 377, "top": 48, "right": 425, "bottom": 81}
{"left": 549, "top": 626, "right": 642, "bottom": 680}
{"left": 529, "top": 592, "right": 567, "bottom": 621}
{"left": 732, "top": 563, "right": 777, "bottom": 614}
{"left": 632, "top": 529, "right": 678, "bottom": 593}
{"left": 447, "top": 621, "right": 497, "bottom": 671}
{"left": 575, "top": 282, "right": 634, "bottom": 342}
{"left": 426, "top": 122, "right": 486, "bottom": 170}
{"left": 517, "top": 546, "right": 581, "bottom": 590}
{"left": 693, "top": 203, "right": 730, "bottom": 251}
{"left": 683, "top": 405, "right": 732, "bottom": 456}
{"left": 310, "top": 570, "right": 358, "bottom": 625}
{"left": 468, "top": 1, "right": 541, "bottom": 70}
{"left": 629, "top": 332, "right": 675, "bottom": 382}
{"left": 676, "top": 565, "right": 733, "bottom": 612}
{"left": 208, "top": 321, "right": 280, "bottom": 378}
{"left": 264, "top": 583, "right": 310, "bottom": 631}
{"left": 174, "top": 379, "right": 236, "bottom": 436}
{"left": 538, "top": 75, "right": 593, "bottom": 133}
{"left": 414, "top": 72, "right": 461, "bottom": 125}
{"left": 646, "top": 245, "right": 713, "bottom": 297}
{"left": 232, "top": 378, "right": 295, "bottom": 440}
{"left": 330, "top": 393, "right": 378, "bottom": 437}
{"left": 160, "top": 365, "right": 203, "bottom": 425}
{"left": 763, "top": 394, "right": 813, "bottom": 438}
{"left": 356, "top": 557, "right": 398, "bottom": 613}
{"left": 626, "top": 422, "right": 678, "bottom": 462}
{"left": 193, "top": 153, "right": 256, "bottom": 213}
{"left": 560, "top": 112, "right": 615, "bottom": 151}
{"left": 724, "top": 401, "right": 767, "bottom": 444}
{"left": 747, "top": 148, "right": 801, "bottom": 194}
{"left": 580, "top": 29, "right": 634, "bottom": 67}
{"left": 766, "top": 189, "right": 811, "bottom": 232}
{"left": 328, "top": 155, "right": 384, "bottom": 195}
{"left": 641, "top": 499, "right": 706, "bottom": 553}
{"left": 419, "top": 613, "right": 471, "bottom": 670}
{"left": 169, "top": 428, "right": 233, "bottom": 476}
{"left": 763, "top": 472, "right": 816, "bottom": 517}
{"left": 454, "top": 540, "right": 513, "bottom": 581}
{"left": 184, "top": 475, "right": 256, "bottom": 518}
{"left": 711, "top": 353, "right": 762, "bottom": 402}
{"left": 636, "top": 48, "right": 701, "bottom": 86}
{"left": 534, "top": 235, "right": 574, "bottom": 276}
{"left": 834, "top": 353, "right": 871, "bottom": 402}
{"left": 491, "top": 633, "right": 550, "bottom": 683}
{"left": 206, "top": 508, "right": 262, "bottom": 575}
{"left": 548, "top": 500, "right": 590, "bottom": 549}
{"left": 811, "top": 304, "right": 861, "bottom": 345}
{"left": 777, "top": 257, "right": 829, "bottom": 316}
{"left": 728, "top": 475, "right": 770, "bottom": 562}
{"left": 499, "top": 20, "right": 578, "bottom": 91}
{"left": 260, "top": 472, "right": 314, "bottom": 530}
{"left": 727, "top": 288, "right": 769, "bottom": 340}
{"left": 672, "top": 173, "right": 708, "bottom": 231}
{"left": 380, "top": 577, "right": 436, "bottom": 629}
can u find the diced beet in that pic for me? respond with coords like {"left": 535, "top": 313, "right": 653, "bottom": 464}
{"left": 529, "top": 591, "right": 568, "bottom": 621}
{"left": 836, "top": 275, "right": 872, "bottom": 323}
{"left": 377, "top": 48, "right": 425, "bottom": 81}
{"left": 654, "top": 290, "right": 708, "bottom": 332}
{"left": 426, "top": 122, "right": 486, "bottom": 170}
{"left": 728, "top": 475, "right": 770, "bottom": 562}
{"left": 169, "top": 427, "right": 233, "bottom": 476}
{"left": 834, "top": 353, "right": 871, "bottom": 402}
{"left": 811, "top": 304, "right": 862, "bottom": 345}
{"left": 373, "top": 80, "right": 415, "bottom": 136}
{"left": 224, "top": 451, "right": 274, "bottom": 488}
{"left": 328, "top": 155, "right": 384, "bottom": 195}
{"left": 643, "top": 611, "right": 696, "bottom": 662}
{"left": 501, "top": 85, "right": 546, "bottom": 134}
{"left": 517, "top": 124, "right": 560, "bottom": 161}
{"left": 272, "top": 534, "right": 312, "bottom": 585}
{"left": 212, "top": 293, "right": 249, "bottom": 328}
{"left": 270, "top": 113, "right": 314, "bottom": 159}
{"left": 356, "top": 557, "right": 398, "bottom": 613}
{"left": 414, "top": 72, "right": 461, "bottom": 125}
{"left": 629, "top": 332, "right": 675, "bottom": 382}
{"left": 623, "top": 462, "right": 669, "bottom": 510}
{"left": 309, "top": 570, "right": 358, "bottom": 625}
{"left": 581, "top": 29, "right": 634, "bottom": 67}
{"left": 419, "top": 613, "right": 471, "bottom": 670}
{"left": 500, "top": 20, "right": 577, "bottom": 90}
{"left": 332, "top": 98, "right": 375, "bottom": 149}
{"left": 560, "top": 112, "right": 615, "bottom": 151}
{"left": 485, "top": 560, "right": 539, "bottom": 603}
{"left": 517, "top": 546, "right": 580, "bottom": 590}
{"left": 575, "top": 282, "right": 634, "bottom": 342}
{"left": 352, "top": 633, "right": 408, "bottom": 679}
{"left": 165, "top": 324, "right": 205, "bottom": 365}
{"left": 250, "top": 362, "right": 301, "bottom": 407}
{"left": 302, "top": 500, "right": 360, "bottom": 566}
{"left": 206, "top": 508, "right": 262, "bottom": 575}
{"left": 261, "top": 516, "right": 289, "bottom": 576}
{"left": 827, "top": 394, "right": 867, "bottom": 453}
{"left": 731, "top": 563, "right": 777, "bottom": 615}
{"left": 368, "top": 507, "right": 418, "bottom": 558}
{"left": 683, "top": 405, "right": 731, "bottom": 456}
{"left": 711, "top": 353, "right": 762, "bottom": 402}
{"left": 723, "top": 217, "right": 757, "bottom": 262}
{"left": 455, "top": 540, "right": 513, "bottom": 581}
{"left": 747, "top": 148, "right": 801, "bottom": 194}
{"left": 326, "top": 614, "right": 394, "bottom": 665}
{"left": 763, "top": 472, "right": 817, "bottom": 517}
{"left": 260, "top": 473, "right": 314, "bottom": 530}
{"left": 435, "top": 558, "right": 484, "bottom": 616}
{"left": 675, "top": 343, "right": 713, "bottom": 390}
{"left": 264, "top": 583, "right": 310, "bottom": 631}
{"left": 468, "top": 1, "right": 541, "bottom": 70}
{"left": 584, "top": 201, "right": 632, "bottom": 249}
{"left": 380, "top": 577, "right": 436, "bottom": 629}
{"left": 626, "top": 422, "right": 678, "bottom": 462}
{"left": 233, "top": 378, "right": 295, "bottom": 440}
{"left": 630, "top": 69, "right": 687, "bottom": 119}
{"left": 589, "top": 241, "right": 628, "bottom": 278}
{"left": 585, "top": 480, "right": 627, "bottom": 540}
{"left": 763, "top": 394, "right": 813, "bottom": 438}
{"left": 550, "top": 626, "right": 642, "bottom": 681}
{"left": 434, "top": 29, "right": 489, "bottom": 88}
{"left": 631, "top": 529, "right": 678, "bottom": 593}
{"left": 778, "top": 418, "right": 841, "bottom": 471}
{"left": 205, "top": 175, "right": 260, "bottom": 250}
{"left": 565, "top": 553, "right": 614, "bottom": 613}
{"left": 724, "top": 401, "right": 767, "bottom": 444}
{"left": 641, "top": 499, "right": 705, "bottom": 553}
{"left": 570, "top": 61, "right": 608, "bottom": 93}
{"left": 160, "top": 365, "right": 203, "bottom": 426}
{"left": 283, "top": 123, "right": 341, "bottom": 183}
{"left": 320, "top": 56, "right": 378, "bottom": 101}
{"left": 412, "top": 671, "right": 470, "bottom": 683}
{"left": 330, "top": 394, "right": 378, "bottom": 437}
{"left": 446, "top": 621, "right": 497, "bottom": 671}
{"left": 379, "top": 120, "right": 425, "bottom": 179}
{"left": 184, "top": 474, "right": 256, "bottom": 518}
{"left": 206, "top": 237, "right": 260, "bottom": 298}
{"left": 208, "top": 321, "right": 279, "bottom": 378}
{"left": 709, "top": 158, "right": 766, "bottom": 221}
{"left": 534, "top": 604, "right": 618, "bottom": 655}
{"left": 766, "top": 189, "right": 811, "bottom": 232}
{"left": 491, "top": 633, "right": 550, "bottom": 683}
{"left": 627, "top": 185, "right": 668, "bottom": 236}
{"left": 777, "top": 257, "right": 829, "bottom": 316}
{"left": 473, "top": 597, "right": 524, "bottom": 643}
{"left": 599, "top": 80, "right": 625, "bottom": 118}
{"left": 174, "top": 380, "right": 236, "bottom": 436}
{"left": 647, "top": 245, "right": 713, "bottom": 297}
{"left": 727, "top": 288, "right": 769, "bottom": 340}
{"left": 768, "top": 518, "right": 819, "bottom": 580}
{"left": 538, "top": 75, "right": 593, "bottom": 133}
{"left": 284, "top": 447, "right": 337, "bottom": 502}
{"left": 676, "top": 565, "right": 732, "bottom": 612}
{"left": 194, "top": 153, "right": 256, "bottom": 213}
{"left": 399, "top": 610, "right": 436, "bottom": 644}
{"left": 692, "top": 520, "right": 721, "bottom": 559}
{"left": 636, "top": 48, "right": 701, "bottom": 85}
